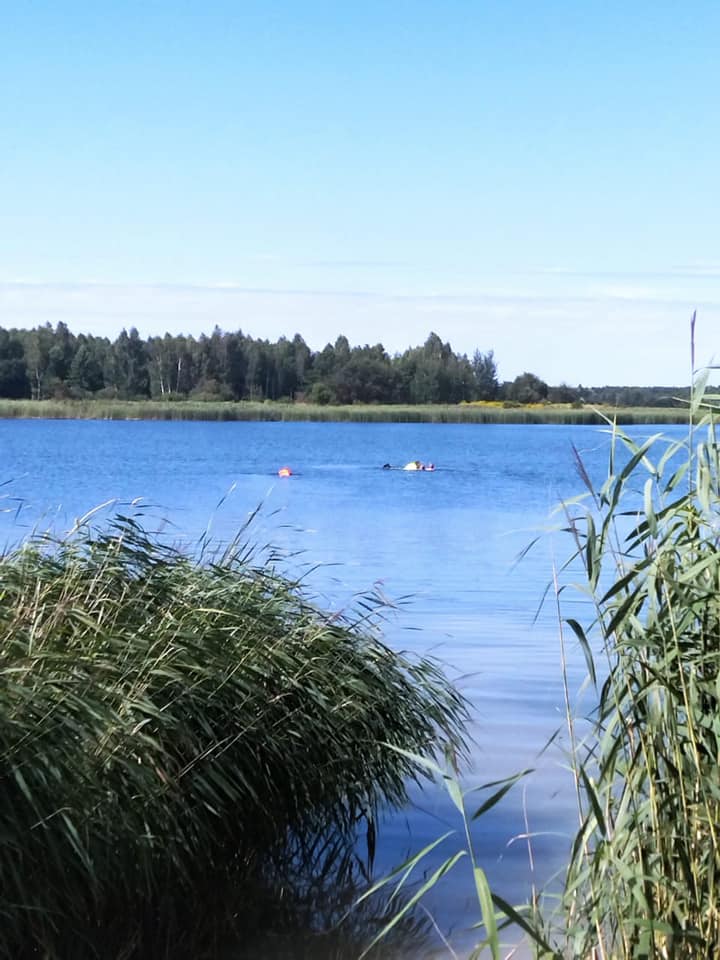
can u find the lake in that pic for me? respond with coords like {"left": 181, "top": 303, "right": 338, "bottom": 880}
{"left": 0, "top": 418, "right": 686, "bottom": 957}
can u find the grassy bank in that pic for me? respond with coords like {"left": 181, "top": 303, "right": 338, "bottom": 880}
{"left": 0, "top": 516, "right": 466, "bottom": 958}
{"left": 0, "top": 397, "right": 696, "bottom": 424}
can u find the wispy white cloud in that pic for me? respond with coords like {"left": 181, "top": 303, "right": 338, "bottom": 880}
{"left": 668, "top": 262, "right": 720, "bottom": 279}
{"left": 536, "top": 263, "right": 720, "bottom": 281}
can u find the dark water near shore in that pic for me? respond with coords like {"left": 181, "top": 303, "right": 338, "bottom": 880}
{"left": 0, "top": 419, "right": 686, "bottom": 957}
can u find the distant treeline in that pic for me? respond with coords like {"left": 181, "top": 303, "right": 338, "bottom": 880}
{"left": 0, "top": 322, "right": 696, "bottom": 407}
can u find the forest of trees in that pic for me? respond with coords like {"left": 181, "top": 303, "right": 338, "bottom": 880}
{"left": 0, "top": 322, "right": 691, "bottom": 407}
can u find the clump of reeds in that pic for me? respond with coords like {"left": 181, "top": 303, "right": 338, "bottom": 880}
{"left": 0, "top": 514, "right": 466, "bottom": 958}
{"left": 0, "top": 397, "right": 695, "bottom": 424}
{"left": 558, "top": 368, "right": 720, "bottom": 958}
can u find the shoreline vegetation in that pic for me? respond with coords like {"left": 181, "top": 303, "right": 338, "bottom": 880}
{"left": 0, "top": 323, "right": 703, "bottom": 414}
{"left": 0, "top": 397, "right": 701, "bottom": 424}
{"left": 0, "top": 516, "right": 467, "bottom": 958}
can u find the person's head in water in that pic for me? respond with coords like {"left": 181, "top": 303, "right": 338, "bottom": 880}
{"left": 382, "top": 463, "right": 391, "bottom": 469}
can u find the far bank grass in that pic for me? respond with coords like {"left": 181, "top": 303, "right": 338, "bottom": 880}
{"left": 0, "top": 398, "right": 695, "bottom": 424}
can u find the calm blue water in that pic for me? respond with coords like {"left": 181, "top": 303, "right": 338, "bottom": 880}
{"left": 0, "top": 418, "right": 687, "bottom": 956}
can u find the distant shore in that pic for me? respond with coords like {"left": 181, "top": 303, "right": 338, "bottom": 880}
{"left": 0, "top": 398, "right": 695, "bottom": 425}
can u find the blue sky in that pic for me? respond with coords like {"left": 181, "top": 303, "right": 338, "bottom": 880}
{"left": 2, "top": 1, "right": 718, "bottom": 385}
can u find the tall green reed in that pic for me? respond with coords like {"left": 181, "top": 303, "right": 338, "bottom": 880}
{"left": 556, "top": 352, "right": 720, "bottom": 956}
{"left": 0, "top": 514, "right": 467, "bottom": 958}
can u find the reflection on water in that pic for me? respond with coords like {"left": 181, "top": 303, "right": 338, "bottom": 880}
{"left": 216, "top": 835, "right": 438, "bottom": 960}
{"left": 0, "top": 419, "right": 686, "bottom": 956}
